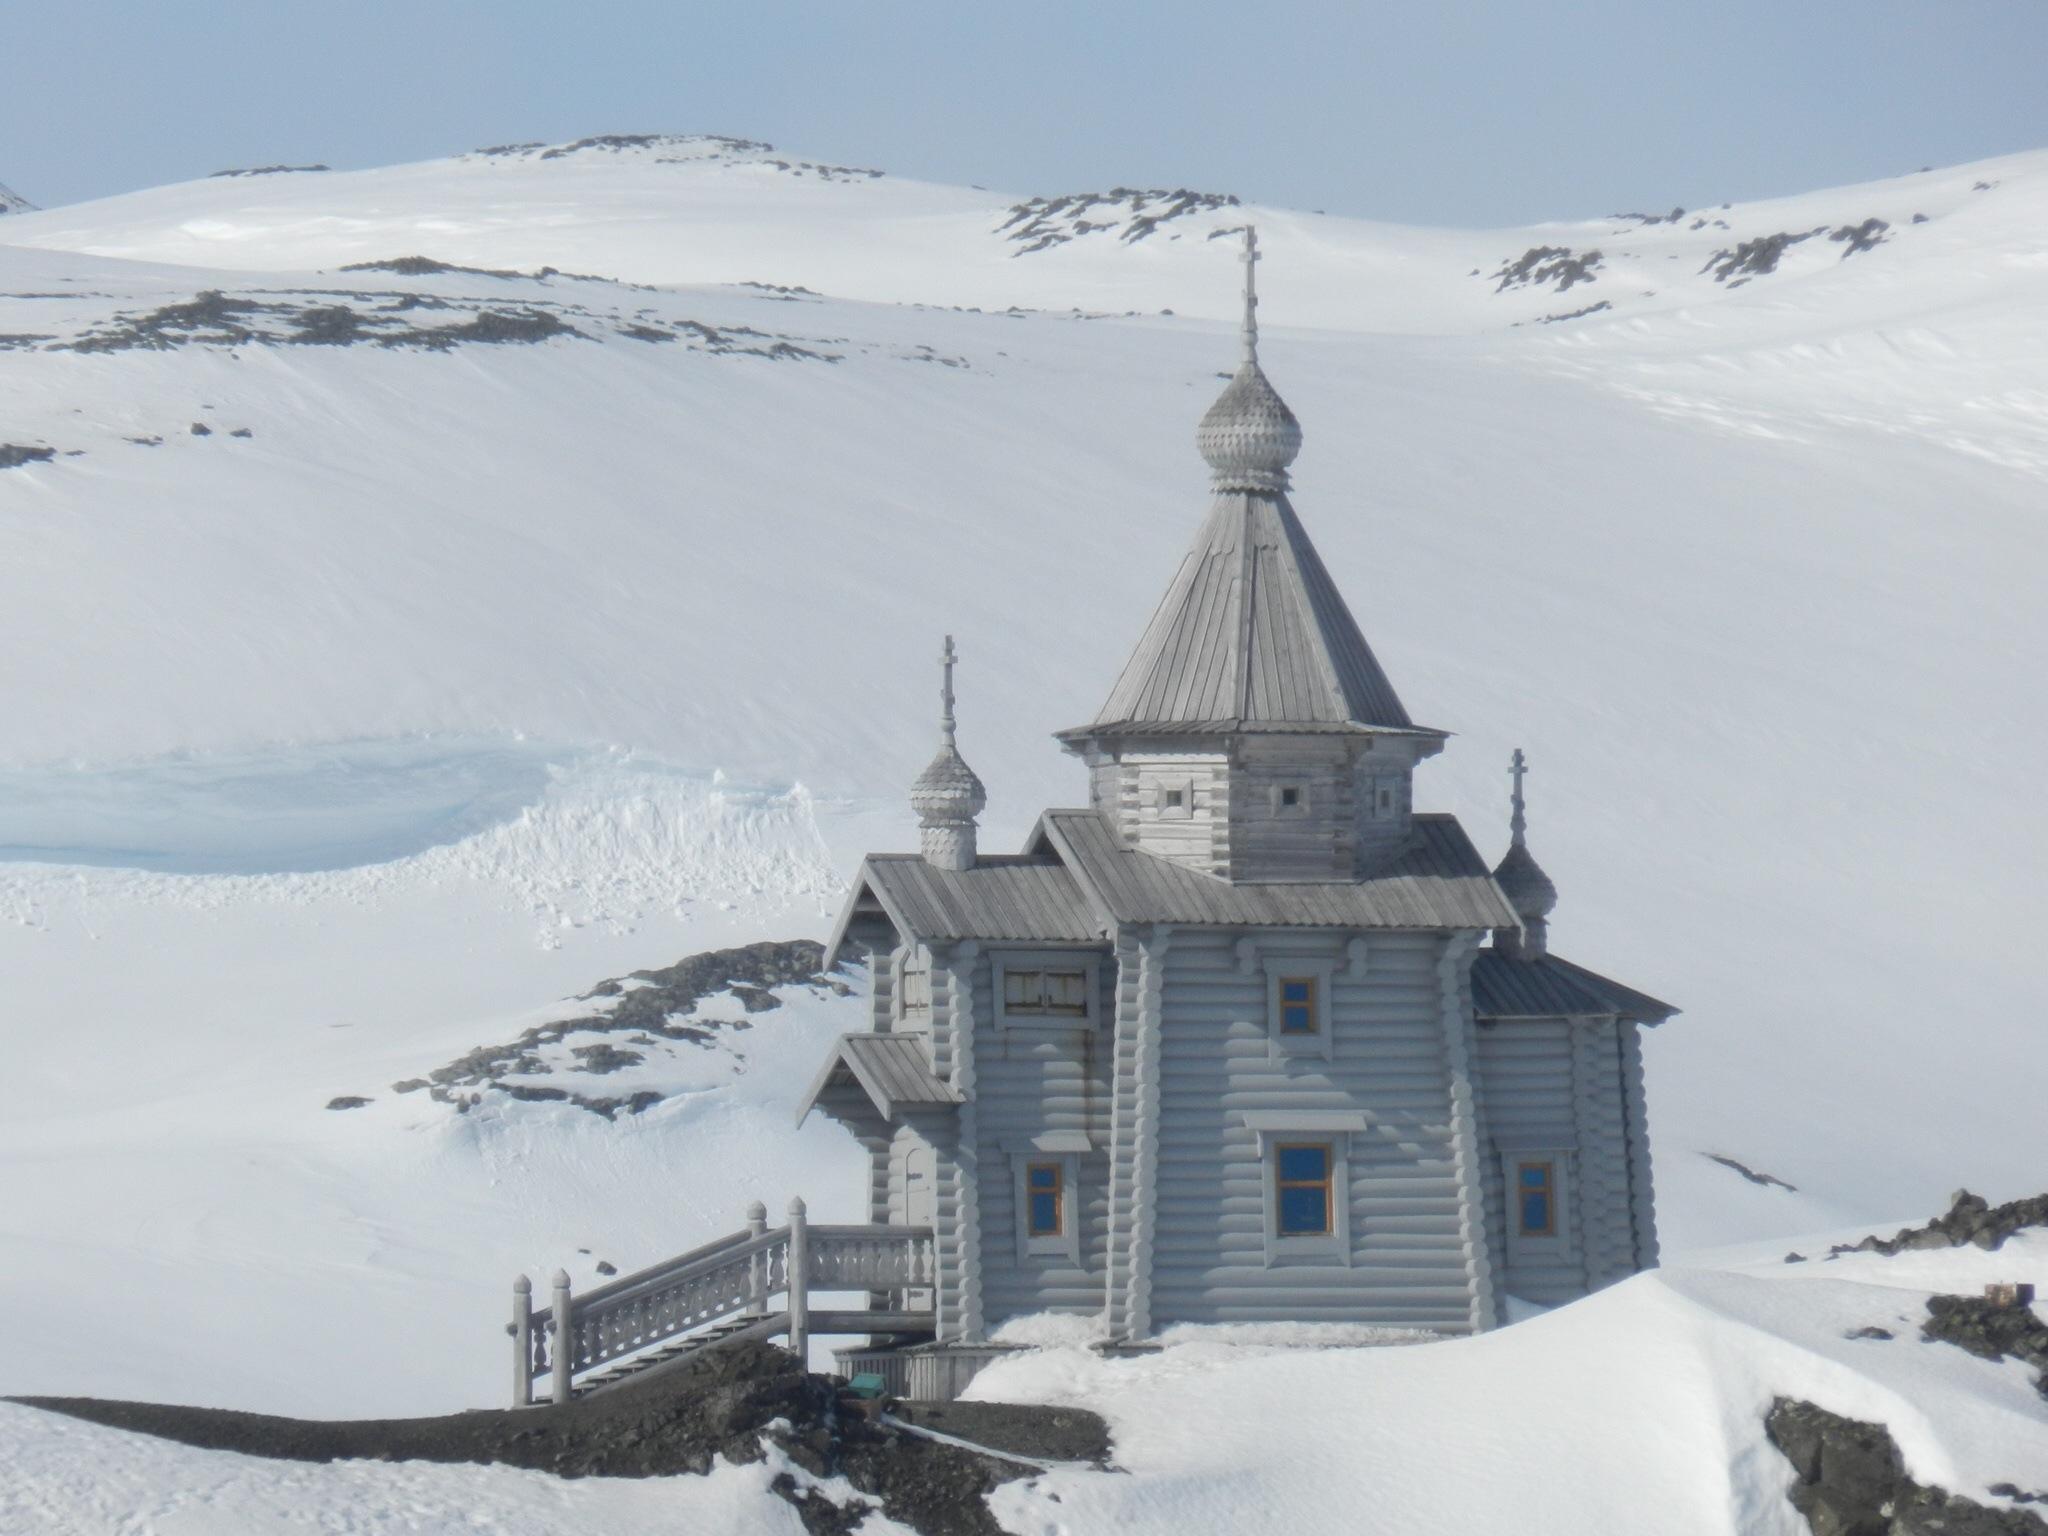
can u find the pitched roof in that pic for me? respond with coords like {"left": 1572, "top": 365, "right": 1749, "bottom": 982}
{"left": 823, "top": 852, "right": 1104, "bottom": 963}
{"left": 1035, "top": 809, "right": 1518, "bottom": 931}
{"left": 1470, "top": 949, "right": 1677, "bottom": 1024}
{"left": 1078, "top": 491, "right": 1425, "bottom": 737}
{"left": 797, "top": 1033, "right": 963, "bottom": 1125}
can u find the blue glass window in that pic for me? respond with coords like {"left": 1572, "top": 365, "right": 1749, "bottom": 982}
{"left": 1275, "top": 1144, "right": 1332, "bottom": 1236}
{"left": 1278, "top": 977, "right": 1318, "bottom": 1035}
{"left": 1026, "top": 1163, "right": 1063, "bottom": 1237}
{"left": 1517, "top": 1162, "right": 1556, "bottom": 1237}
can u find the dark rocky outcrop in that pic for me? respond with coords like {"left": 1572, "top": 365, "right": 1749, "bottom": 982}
{"left": 1490, "top": 246, "right": 1603, "bottom": 294}
{"left": 1921, "top": 1294, "right": 2048, "bottom": 1396}
{"left": 11, "top": 1340, "right": 1105, "bottom": 1536}
{"left": 1767, "top": 1399, "right": 2048, "bottom": 1536}
{"left": 1826, "top": 1191, "right": 2048, "bottom": 1260}
{"left": 0, "top": 444, "right": 56, "bottom": 469}
{"left": 390, "top": 939, "right": 852, "bottom": 1117}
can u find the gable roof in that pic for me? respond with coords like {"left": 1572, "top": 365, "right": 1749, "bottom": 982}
{"left": 1035, "top": 808, "right": 1518, "bottom": 931}
{"left": 797, "top": 1033, "right": 964, "bottom": 1126}
{"left": 1470, "top": 949, "right": 1677, "bottom": 1024}
{"left": 823, "top": 851, "right": 1104, "bottom": 964}
{"left": 1078, "top": 491, "right": 1427, "bottom": 737}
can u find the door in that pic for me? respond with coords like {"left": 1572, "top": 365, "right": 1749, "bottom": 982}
{"left": 903, "top": 1137, "right": 936, "bottom": 1311}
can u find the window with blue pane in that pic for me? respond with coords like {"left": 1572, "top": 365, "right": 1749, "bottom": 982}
{"left": 1275, "top": 1143, "right": 1332, "bottom": 1236}
{"left": 1278, "top": 977, "right": 1318, "bottom": 1035}
{"left": 1518, "top": 1161, "right": 1556, "bottom": 1237}
{"left": 1026, "top": 1162, "right": 1064, "bottom": 1237}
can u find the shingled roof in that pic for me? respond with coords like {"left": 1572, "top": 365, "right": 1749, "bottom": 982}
{"left": 1073, "top": 491, "right": 1431, "bottom": 739}
{"left": 1470, "top": 949, "right": 1677, "bottom": 1024}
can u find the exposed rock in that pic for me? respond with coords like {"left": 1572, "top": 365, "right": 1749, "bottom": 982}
{"left": 1921, "top": 1294, "right": 2048, "bottom": 1394}
{"left": 210, "top": 164, "right": 330, "bottom": 178}
{"left": 391, "top": 939, "right": 852, "bottom": 1118}
{"left": 190, "top": 421, "right": 212, "bottom": 436}
{"left": 1491, "top": 246, "right": 1603, "bottom": 294}
{"left": 324, "top": 1096, "right": 371, "bottom": 1111}
{"left": 10, "top": 1339, "right": 1107, "bottom": 1536}
{"left": 1826, "top": 1190, "right": 2048, "bottom": 1260}
{"left": 1705, "top": 1152, "right": 1799, "bottom": 1191}
{"left": 0, "top": 444, "right": 56, "bottom": 469}
{"left": 998, "top": 189, "right": 1239, "bottom": 254}
{"left": 1767, "top": 1398, "right": 2047, "bottom": 1536}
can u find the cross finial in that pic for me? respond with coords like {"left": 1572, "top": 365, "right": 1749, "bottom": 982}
{"left": 940, "top": 635, "right": 958, "bottom": 748}
{"left": 1509, "top": 748, "right": 1529, "bottom": 847}
{"left": 1239, "top": 224, "right": 1260, "bottom": 365}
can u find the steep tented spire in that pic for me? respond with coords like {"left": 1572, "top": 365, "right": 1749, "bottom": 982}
{"left": 1196, "top": 226, "right": 1302, "bottom": 494}
{"left": 1492, "top": 748, "right": 1559, "bottom": 959}
{"left": 910, "top": 635, "right": 986, "bottom": 871}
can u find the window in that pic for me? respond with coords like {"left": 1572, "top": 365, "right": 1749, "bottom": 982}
{"left": 1517, "top": 1161, "right": 1556, "bottom": 1237}
{"left": 1262, "top": 958, "right": 1335, "bottom": 1058}
{"left": 895, "top": 952, "right": 931, "bottom": 1027}
{"left": 1275, "top": 1144, "right": 1333, "bottom": 1236}
{"left": 993, "top": 952, "right": 1102, "bottom": 1028}
{"left": 1153, "top": 773, "right": 1194, "bottom": 820}
{"left": 1163, "top": 788, "right": 1185, "bottom": 809}
{"left": 1277, "top": 977, "right": 1318, "bottom": 1035}
{"left": 1004, "top": 968, "right": 1088, "bottom": 1017}
{"left": 1026, "top": 1162, "right": 1064, "bottom": 1237}
{"left": 1378, "top": 788, "right": 1393, "bottom": 811}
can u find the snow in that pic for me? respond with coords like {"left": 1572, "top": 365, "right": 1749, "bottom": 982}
{"left": 0, "top": 128, "right": 2043, "bottom": 1530}
{"left": 970, "top": 1245, "right": 2048, "bottom": 1536}
{"left": 0, "top": 1404, "right": 903, "bottom": 1536}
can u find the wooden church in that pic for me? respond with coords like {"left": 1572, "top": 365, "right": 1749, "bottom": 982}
{"left": 800, "top": 230, "right": 1675, "bottom": 1394}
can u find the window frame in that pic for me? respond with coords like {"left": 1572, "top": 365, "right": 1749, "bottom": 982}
{"left": 891, "top": 944, "right": 933, "bottom": 1031}
{"left": 1271, "top": 783, "right": 1309, "bottom": 818}
{"left": 1154, "top": 773, "right": 1195, "bottom": 821}
{"left": 1242, "top": 1112, "right": 1364, "bottom": 1265}
{"left": 1006, "top": 1139, "right": 1086, "bottom": 1262}
{"left": 1025, "top": 1161, "right": 1065, "bottom": 1238}
{"left": 1515, "top": 1160, "right": 1557, "bottom": 1238}
{"left": 1261, "top": 958, "right": 1337, "bottom": 1060}
{"left": 1274, "top": 1142, "right": 1335, "bottom": 1238}
{"left": 1495, "top": 1140, "right": 1576, "bottom": 1266}
{"left": 992, "top": 949, "right": 1103, "bottom": 1030}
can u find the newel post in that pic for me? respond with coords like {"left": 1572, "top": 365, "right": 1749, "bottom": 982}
{"left": 550, "top": 1269, "right": 574, "bottom": 1406}
{"left": 787, "top": 1197, "right": 810, "bottom": 1364}
{"left": 511, "top": 1274, "right": 533, "bottom": 1407}
{"left": 745, "top": 1200, "right": 768, "bottom": 1317}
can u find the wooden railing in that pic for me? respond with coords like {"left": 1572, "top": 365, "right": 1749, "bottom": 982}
{"left": 511, "top": 1197, "right": 936, "bottom": 1405}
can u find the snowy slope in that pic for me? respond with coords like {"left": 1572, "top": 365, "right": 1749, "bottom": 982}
{"left": 4, "top": 1234, "right": 2044, "bottom": 1536}
{"left": 0, "top": 133, "right": 2045, "bottom": 1439}
{"left": 0, "top": 182, "right": 30, "bottom": 215}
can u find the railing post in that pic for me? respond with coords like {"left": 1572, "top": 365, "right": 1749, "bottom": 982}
{"left": 550, "top": 1268, "right": 574, "bottom": 1406}
{"left": 745, "top": 1200, "right": 768, "bottom": 1317}
{"left": 787, "top": 1197, "right": 809, "bottom": 1365}
{"left": 512, "top": 1274, "right": 533, "bottom": 1408}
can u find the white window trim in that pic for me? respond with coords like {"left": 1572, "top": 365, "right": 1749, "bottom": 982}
{"left": 1153, "top": 773, "right": 1195, "bottom": 820}
{"left": 1262, "top": 958, "right": 1337, "bottom": 1060}
{"left": 891, "top": 943, "right": 933, "bottom": 1031}
{"left": 1242, "top": 1113, "right": 1366, "bottom": 1266}
{"left": 991, "top": 949, "right": 1103, "bottom": 1030}
{"left": 1496, "top": 1139, "right": 1577, "bottom": 1266}
{"left": 1003, "top": 1134, "right": 1089, "bottom": 1263}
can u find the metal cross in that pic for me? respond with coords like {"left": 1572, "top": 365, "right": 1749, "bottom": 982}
{"left": 1240, "top": 224, "right": 1261, "bottom": 364}
{"left": 940, "top": 635, "right": 958, "bottom": 746}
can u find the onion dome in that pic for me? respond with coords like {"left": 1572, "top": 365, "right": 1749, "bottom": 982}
{"left": 1492, "top": 748, "right": 1557, "bottom": 957}
{"left": 912, "top": 636, "right": 985, "bottom": 870}
{"left": 1198, "top": 225, "right": 1302, "bottom": 493}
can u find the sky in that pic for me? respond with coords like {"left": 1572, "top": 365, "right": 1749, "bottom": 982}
{"left": 5, "top": 0, "right": 2047, "bottom": 225}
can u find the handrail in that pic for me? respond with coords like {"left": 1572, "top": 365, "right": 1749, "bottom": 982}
{"left": 512, "top": 1201, "right": 937, "bottom": 1406}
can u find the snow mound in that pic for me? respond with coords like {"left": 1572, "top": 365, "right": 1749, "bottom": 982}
{"left": 970, "top": 1240, "right": 2048, "bottom": 1536}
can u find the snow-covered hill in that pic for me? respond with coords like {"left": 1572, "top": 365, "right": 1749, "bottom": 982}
{"left": 1, "top": 132, "right": 2045, "bottom": 1451}
{"left": 0, "top": 182, "right": 30, "bottom": 215}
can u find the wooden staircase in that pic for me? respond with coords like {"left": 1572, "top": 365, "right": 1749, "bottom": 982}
{"left": 511, "top": 1197, "right": 936, "bottom": 1406}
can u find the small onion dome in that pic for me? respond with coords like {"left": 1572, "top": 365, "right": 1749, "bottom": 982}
{"left": 910, "top": 743, "right": 985, "bottom": 829}
{"left": 1492, "top": 841, "right": 1558, "bottom": 924}
{"left": 1197, "top": 362, "right": 1302, "bottom": 492}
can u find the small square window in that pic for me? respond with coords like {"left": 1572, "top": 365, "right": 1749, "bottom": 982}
{"left": 1275, "top": 1143, "right": 1332, "bottom": 1236}
{"left": 1026, "top": 1162, "right": 1064, "bottom": 1237}
{"left": 1518, "top": 1161, "right": 1556, "bottom": 1237}
{"left": 1280, "top": 787, "right": 1300, "bottom": 807}
{"left": 1163, "top": 788, "right": 1184, "bottom": 809}
{"left": 1278, "top": 977, "right": 1318, "bottom": 1034}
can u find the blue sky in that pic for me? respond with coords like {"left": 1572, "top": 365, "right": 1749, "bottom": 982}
{"left": 7, "top": 0, "right": 2046, "bottom": 224}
